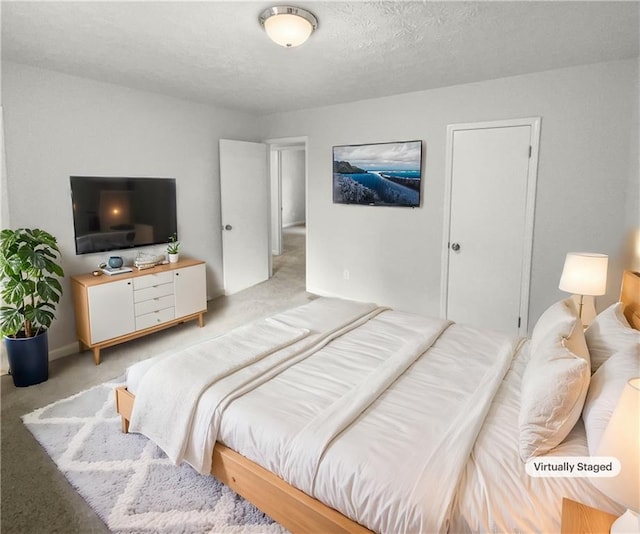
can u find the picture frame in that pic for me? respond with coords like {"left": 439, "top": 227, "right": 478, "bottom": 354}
{"left": 332, "top": 140, "right": 422, "bottom": 207}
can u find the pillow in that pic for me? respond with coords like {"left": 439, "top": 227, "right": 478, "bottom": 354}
{"left": 585, "top": 302, "right": 639, "bottom": 372}
{"left": 519, "top": 303, "right": 591, "bottom": 462}
{"left": 582, "top": 346, "right": 640, "bottom": 455}
{"left": 530, "top": 298, "right": 580, "bottom": 355}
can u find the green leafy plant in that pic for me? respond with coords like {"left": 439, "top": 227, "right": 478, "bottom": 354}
{"left": 0, "top": 228, "right": 64, "bottom": 338}
{"left": 167, "top": 233, "right": 180, "bottom": 255}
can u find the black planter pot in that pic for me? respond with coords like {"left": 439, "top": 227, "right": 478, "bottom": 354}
{"left": 5, "top": 330, "right": 49, "bottom": 387}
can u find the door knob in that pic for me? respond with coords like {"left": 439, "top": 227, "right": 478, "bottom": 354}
{"left": 451, "top": 242, "right": 461, "bottom": 252}
{"left": 224, "top": 224, "right": 232, "bottom": 231}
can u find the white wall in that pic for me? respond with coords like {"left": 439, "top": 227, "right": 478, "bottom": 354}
{"left": 262, "top": 59, "right": 639, "bottom": 329}
{"left": 281, "top": 148, "right": 306, "bottom": 227}
{"left": 2, "top": 62, "right": 262, "bottom": 356}
{"left": 3, "top": 58, "right": 637, "bottom": 359}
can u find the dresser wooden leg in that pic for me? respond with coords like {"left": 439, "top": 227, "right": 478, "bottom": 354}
{"left": 93, "top": 348, "right": 101, "bottom": 365}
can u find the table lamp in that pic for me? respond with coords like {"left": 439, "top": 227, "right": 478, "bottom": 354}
{"left": 593, "top": 377, "right": 640, "bottom": 533}
{"left": 559, "top": 252, "right": 608, "bottom": 325}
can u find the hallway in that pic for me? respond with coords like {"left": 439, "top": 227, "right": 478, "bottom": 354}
{"left": 272, "top": 224, "right": 305, "bottom": 290}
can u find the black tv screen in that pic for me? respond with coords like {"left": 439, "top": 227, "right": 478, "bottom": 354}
{"left": 333, "top": 140, "right": 422, "bottom": 207}
{"left": 70, "top": 176, "right": 177, "bottom": 255}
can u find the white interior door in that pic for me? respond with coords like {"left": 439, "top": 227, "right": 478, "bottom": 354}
{"left": 443, "top": 119, "right": 539, "bottom": 335}
{"left": 220, "top": 139, "right": 269, "bottom": 295}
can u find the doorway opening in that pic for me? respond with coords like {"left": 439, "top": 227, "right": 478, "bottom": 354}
{"left": 267, "top": 137, "right": 307, "bottom": 289}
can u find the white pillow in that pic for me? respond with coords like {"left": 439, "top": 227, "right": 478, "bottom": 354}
{"left": 530, "top": 298, "right": 580, "bottom": 355}
{"left": 582, "top": 346, "right": 640, "bottom": 455}
{"left": 519, "top": 306, "right": 591, "bottom": 462}
{"left": 585, "top": 302, "right": 639, "bottom": 372}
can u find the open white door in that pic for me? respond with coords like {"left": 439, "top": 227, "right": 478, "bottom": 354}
{"left": 220, "top": 139, "right": 269, "bottom": 295}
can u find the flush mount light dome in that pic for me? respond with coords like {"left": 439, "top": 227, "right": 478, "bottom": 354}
{"left": 259, "top": 6, "right": 318, "bottom": 48}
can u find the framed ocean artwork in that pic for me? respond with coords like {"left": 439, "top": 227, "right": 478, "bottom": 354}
{"left": 332, "top": 140, "right": 422, "bottom": 207}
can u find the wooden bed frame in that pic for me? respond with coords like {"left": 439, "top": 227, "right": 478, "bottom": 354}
{"left": 620, "top": 270, "right": 640, "bottom": 330}
{"left": 114, "top": 270, "right": 640, "bottom": 534}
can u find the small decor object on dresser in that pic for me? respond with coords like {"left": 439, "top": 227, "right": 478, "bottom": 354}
{"left": 134, "top": 252, "right": 163, "bottom": 270}
{"left": 167, "top": 233, "right": 180, "bottom": 263}
{"left": 0, "top": 228, "right": 64, "bottom": 387}
{"left": 107, "top": 256, "right": 124, "bottom": 269}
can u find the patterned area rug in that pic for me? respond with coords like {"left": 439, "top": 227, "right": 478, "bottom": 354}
{"left": 22, "top": 379, "right": 287, "bottom": 534}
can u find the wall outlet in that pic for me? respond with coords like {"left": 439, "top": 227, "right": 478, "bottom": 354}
{"left": 343, "top": 269, "right": 350, "bottom": 280}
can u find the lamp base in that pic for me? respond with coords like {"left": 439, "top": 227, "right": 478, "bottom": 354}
{"left": 569, "top": 294, "right": 597, "bottom": 327}
{"left": 611, "top": 509, "right": 640, "bottom": 533}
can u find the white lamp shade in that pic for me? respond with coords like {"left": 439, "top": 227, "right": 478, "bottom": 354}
{"left": 594, "top": 378, "right": 640, "bottom": 513}
{"left": 264, "top": 13, "right": 313, "bottom": 47}
{"left": 559, "top": 252, "right": 608, "bottom": 296}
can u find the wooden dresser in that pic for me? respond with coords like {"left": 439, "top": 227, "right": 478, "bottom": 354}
{"left": 71, "top": 258, "right": 207, "bottom": 364}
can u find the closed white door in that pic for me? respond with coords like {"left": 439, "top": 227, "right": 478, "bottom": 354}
{"left": 220, "top": 139, "right": 270, "bottom": 295}
{"left": 444, "top": 120, "right": 539, "bottom": 335}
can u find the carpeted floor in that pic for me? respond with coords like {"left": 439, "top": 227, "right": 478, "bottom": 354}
{"left": 1, "top": 226, "right": 307, "bottom": 534}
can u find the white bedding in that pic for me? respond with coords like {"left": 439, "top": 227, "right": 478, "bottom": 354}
{"left": 126, "top": 297, "right": 619, "bottom": 533}
{"left": 129, "top": 298, "right": 384, "bottom": 470}
{"left": 128, "top": 317, "right": 311, "bottom": 465}
{"left": 452, "top": 341, "right": 624, "bottom": 533}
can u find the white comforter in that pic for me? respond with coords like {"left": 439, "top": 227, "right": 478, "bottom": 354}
{"left": 451, "top": 341, "right": 624, "bottom": 533}
{"left": 128, "top": 297, "right": 523, "bottom": 533}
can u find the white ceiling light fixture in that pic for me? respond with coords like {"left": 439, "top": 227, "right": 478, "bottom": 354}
{"left": 259, "top": 6, "right": 318, "bottom": 48}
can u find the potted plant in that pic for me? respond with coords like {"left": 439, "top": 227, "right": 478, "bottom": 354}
{"left": 167, "top": 233, "right": 180, "bottom": 263}
{"left": 0, "top": 228, "right": 64, "bottom": 387}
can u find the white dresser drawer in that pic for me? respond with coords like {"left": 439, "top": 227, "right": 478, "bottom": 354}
{"left": 135, "top": 294, "right": 174, "bottom": 316}
{"left": 135, "top": 306, "right": 175, "bottom": 331}
{"left": 133, "top": 271, "right": 173, "bottom": 290}
{"left": 134, "top": 282, "right": 174, "bottom": 303}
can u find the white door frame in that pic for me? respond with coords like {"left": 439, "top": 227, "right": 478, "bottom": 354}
{"left": 440, "top": 117, "right": 541, "bottom": 334}
{"left": 264, "top": 136, "right": 308, "bottom": 273}
{"left": 269, "top": 148, "right": 283, "bottom": 257}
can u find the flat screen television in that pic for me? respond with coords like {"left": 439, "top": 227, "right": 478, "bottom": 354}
{"left": 333, "top": 140, "right": 422, "bottom": 207}
{"left": 70, "top": 176, "right": 177, "bottom": 255}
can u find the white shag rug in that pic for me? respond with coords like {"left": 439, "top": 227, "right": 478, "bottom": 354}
{"left": 22, "top": 379, "right": 287, "bottom": 534}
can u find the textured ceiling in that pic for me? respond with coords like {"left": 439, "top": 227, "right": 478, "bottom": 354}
{"left": 2, "top": 1, "right": 639, "bottom": 114}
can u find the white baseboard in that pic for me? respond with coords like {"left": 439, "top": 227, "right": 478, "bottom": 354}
{"left": 306, "top": 286, "right": 376, "bottom": 308}
{"left": 209, "top": 288, "right": 225, "bottom": 299}
{"left": 305, "top": 286, "right": 343, "bottom": 299}
{"left": 50, "top": 341, "right": 80, "bottom": 362}
{"left": 208, "top": 288, "right": 223, "bottom": 299}
{"left": 283, "top": 220, "right": 306, "bottom": 228}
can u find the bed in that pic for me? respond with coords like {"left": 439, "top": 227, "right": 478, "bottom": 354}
{"left": 115, "top": 270, "right": 640, "bottom": 533}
